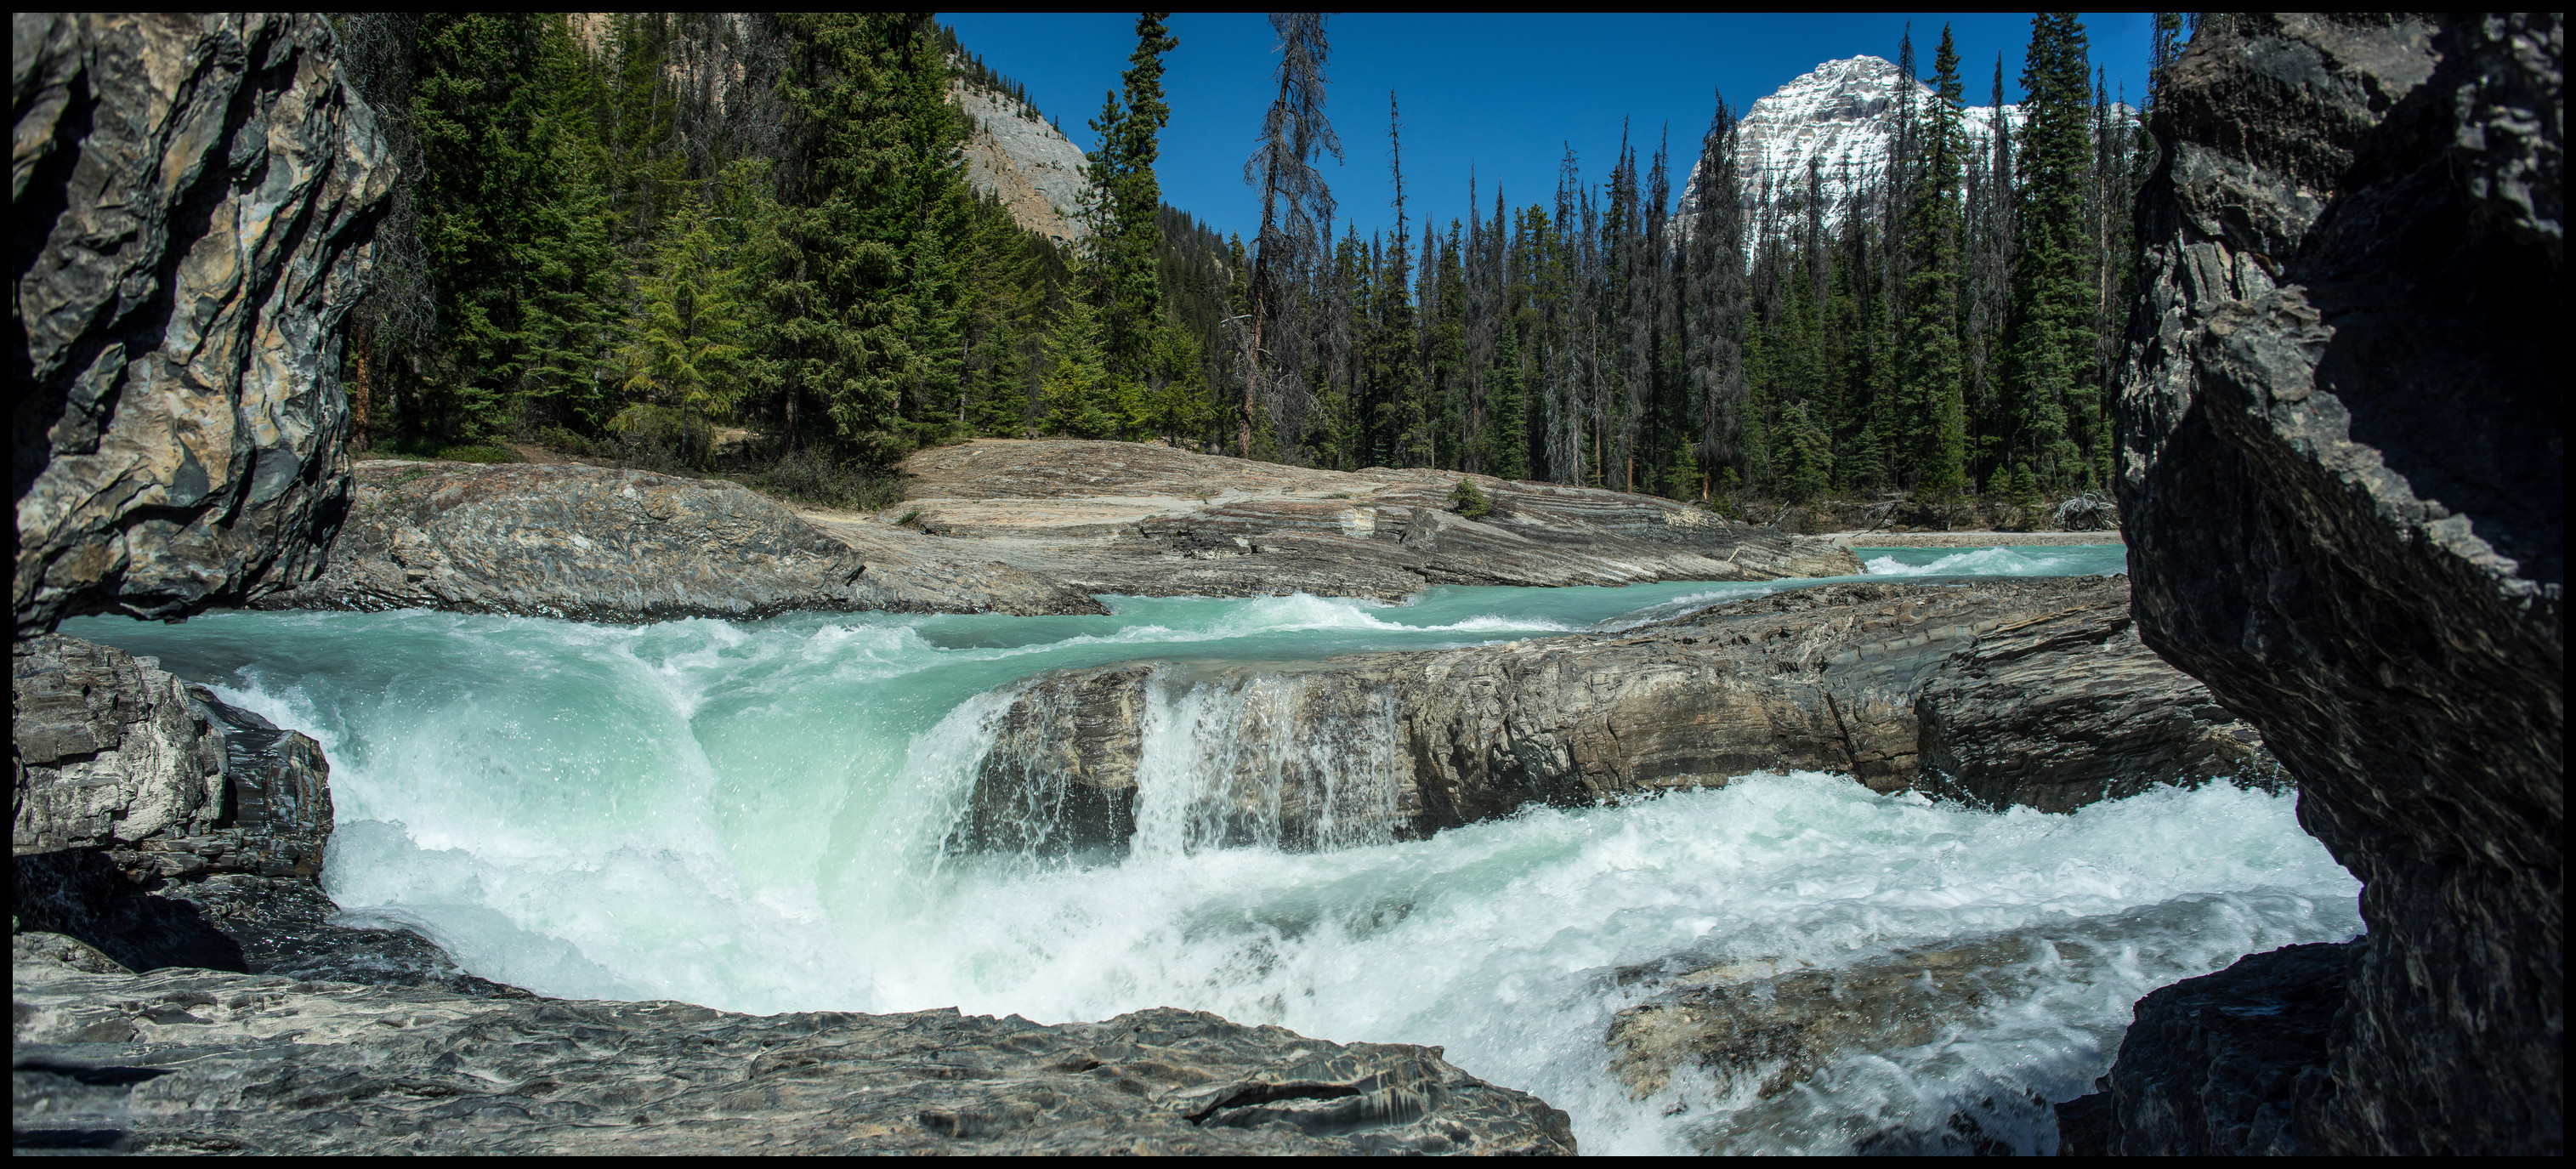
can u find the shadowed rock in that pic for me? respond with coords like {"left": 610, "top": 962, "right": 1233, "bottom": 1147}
{"left": 259, "top": 461, "right": 1108, "bottom": 621}
{"left": 10, "top": 953, "right": 1577, "bottom": 1155}
{"left": 2109, "top": 13, "right": 2561, "bottom": 1155}
{"left": 14, "top": 14, "right": 392, "bottom": 635}
{"left": 957, "top": 577, "right": 2281, "bottom": 854}
{"left": 2054, "top": 941, "right": 2353, "bottom": 1155}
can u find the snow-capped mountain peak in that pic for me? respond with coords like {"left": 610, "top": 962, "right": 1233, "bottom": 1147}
{"left": 1677, "top": 54, "right": 2021, "bottom": 230}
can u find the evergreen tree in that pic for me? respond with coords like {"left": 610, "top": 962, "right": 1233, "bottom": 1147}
{"left": 1898, "top": 26, "right": 1970, "bottom": 503}
{"left": 2001, "top": 12, "right": 2098, "bottom": 488}
{"left": 1242, "top": 13, "right": 1341, "bottom": 457}
{"left": 1040, "top": 292, "right": 1121, "bottom": 438}
{"left": 1084, "top": 14, "right": 1177, "bottom": 383}
{"left": 616, "top": 190, "right": 749, "bottom": 466}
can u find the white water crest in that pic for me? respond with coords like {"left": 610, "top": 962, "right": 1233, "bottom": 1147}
{"left": 1860, "top": 542, "right": 2129, "bottom": 579}
{"left": 63, "top": 553, "right": 2348, "bottom": 1155}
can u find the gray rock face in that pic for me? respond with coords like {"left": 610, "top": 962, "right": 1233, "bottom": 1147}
{"left": 9, "top": 633, "right": 416, "bottom": 983}
{"left": 2112, "top": 14, "right": 2561, "bottom": 1155}
{"left": 10, "top": 955, "right": 1577, "bottom": 1155}
{"left": 14, "top": 13, "right": 392, "bottom": 635}
{"left": 14, "top": 633, "right": 327, "bottom": 880}
{"left": 958, "top": 577, "right": 2280, "bottom": 854}
{"left": 261, "top": 461, "right": 1108, "bottom": 621}
{"left": 897, "top": 440, "right": 1861, "bottom": 599}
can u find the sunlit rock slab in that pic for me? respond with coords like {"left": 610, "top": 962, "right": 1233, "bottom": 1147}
{"left": 893, "top": 440, "right": 1859, "bottom": 598}
{"left": 11, "top": 951, "right": 1577, "bottom": 1155}
{"left": 259, "top": 461, "right": 1107, "bottom": 621}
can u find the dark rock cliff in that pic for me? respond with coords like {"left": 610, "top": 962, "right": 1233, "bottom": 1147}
{"left": 2102, "top": 13, "right": 2561, "bottom": 1155}
{"left": 14, "top": 14, "right": 392, "bottom": 634}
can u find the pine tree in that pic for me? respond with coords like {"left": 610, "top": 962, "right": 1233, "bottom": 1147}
{"left": 1241, "top": 13, "right": 1340, "bottom": 458}
{"left": 1041, "top": 292, "right": 1120, "bottom": 438}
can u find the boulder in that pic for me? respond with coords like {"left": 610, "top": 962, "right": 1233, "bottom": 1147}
{"left": 10, "top": 956, "right": 1577, "bottom": 1155}
{"left": 14, "top": 14, "right": 392, "bottom": 634}
{"left": 956, "top": 577, "right": 2282, "bottom": 854}
{"left": 259, "top": 461, "right": 1108, "bottom": 621}
{"left": 2111, "top": 13, "right": 2561, "bottom": 1154}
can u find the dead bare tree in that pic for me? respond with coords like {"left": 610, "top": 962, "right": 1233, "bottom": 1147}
{"left": 1240, "top": 13, "right": 1340, "bottom": 459}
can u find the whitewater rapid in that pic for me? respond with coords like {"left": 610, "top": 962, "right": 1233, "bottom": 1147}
{"left": 63, "top": 544, "right": 2354, "bottom": 1154}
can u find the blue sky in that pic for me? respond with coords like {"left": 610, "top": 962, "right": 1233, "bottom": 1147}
{"left": 939, "top": 13, "right": 2159, "bottom": 246}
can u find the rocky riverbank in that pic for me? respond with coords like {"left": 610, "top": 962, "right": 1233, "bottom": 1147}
{"left": 13, "top": 941, "right": 1574, "bottom": 1155}
{"left": 890, "top": 440, "right": 1861, "bottom": 599}
{"left": 258, "top": 460, "right": 1108, "bottom": 621}
{"left": 956, "top": 576, "right": 2279, "bottom": 856}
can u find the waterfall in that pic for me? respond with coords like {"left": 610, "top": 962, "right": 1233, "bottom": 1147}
{"left": 1131, "top": 669, "right": 1411, "bottom": 857}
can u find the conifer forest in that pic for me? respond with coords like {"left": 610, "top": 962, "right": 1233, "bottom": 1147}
{"left": 339, "top": 12, "right": 2177, "bottom": 516}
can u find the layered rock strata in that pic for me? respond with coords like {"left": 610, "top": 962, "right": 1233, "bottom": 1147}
{"left": 957, "top": 577, "right": 2279, "bottom": 854}
{"left": 2106, "top": 13, "right": 2562, "bottom": 1155}
{"left": 895, "top": 440, "right": 1860, "bottom": 599}
{"left": 260, "top": 461, "right": 1108, "bottom": 621}
{"left": 12, "top": 945, "right": 1576, "bottom": 1155}
{"left": 14, "top": 13, "right": 391, "bottom": 634}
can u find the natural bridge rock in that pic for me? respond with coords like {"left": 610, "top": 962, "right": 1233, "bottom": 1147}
{"left": 959, "top": 577, "right": 2279, "bottom": 854}
{"left": 2108, "top": 13, "right": 2562, "bottom": 1155}
{"left": 261, "top": 461, "right": 1107, "bottom": 621}
{"left": 14, "top": 14, "right": 392, "bottom": 635}
{"left": 894, "top": 439, "right": 1860, "bottom": 599}
{"left": 11, "top": 952, "right": 1577, "bottom": 1155}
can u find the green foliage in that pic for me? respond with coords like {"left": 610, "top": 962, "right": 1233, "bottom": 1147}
{"left": 1448, "top": 476, "right": 1493, "bottom": 519}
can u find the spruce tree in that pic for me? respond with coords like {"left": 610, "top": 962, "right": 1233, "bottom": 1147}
{"left": 2001, "top": 12, "right": 2097, "bottom": 488}
{"left": 1898, "top": 26, "right": 1971, "bottom": 504}
{"left": 617, "top": 191, "right": 749, "bottom": 466}
{"left": 1085, "top": 13, "right": 1177, "bottom": 386}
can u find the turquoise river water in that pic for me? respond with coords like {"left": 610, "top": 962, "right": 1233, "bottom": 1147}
{"left": 65, "top": 543, "right": 2359, "bottom": 1154}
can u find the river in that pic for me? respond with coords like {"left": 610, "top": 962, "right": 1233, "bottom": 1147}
{"left": 64, "top": 543, "right": 2358, "bottom": 1154}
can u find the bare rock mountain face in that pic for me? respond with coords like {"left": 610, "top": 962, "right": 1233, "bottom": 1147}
{"left": 956, "top": 577, "right": 2280, "bottom": 855}
{"left": 259, "top": 460, "right": 1108, "bottom": 621}
{"left": 2081, "top": 13, "right": 2562, "bottom": 1155}
{"left": 896, "top": 439, "right": 1860, "bottom": 599}
{"left": 953, "top": 78, "right": 1091, "bottom": 242}
{"left": 14, "top": 13, "right": 392, "bottom": 635}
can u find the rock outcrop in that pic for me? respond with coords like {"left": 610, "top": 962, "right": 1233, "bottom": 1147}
{"left": 2056, "top": 941, "right": 2352, "bottom": 1156}
{"left": 895, "top": 440, "right": 1861, "bottom": 599}
{"left": 260, "top": 460, "right": 1108, "bottom": 621}
{"left": 2109, "top": 13, "right": 2561, "bottom": 1155}
{"left": 957, "top": 577, "right": 2279, "bottom": 854}
{"left": 14, "top": 13, "right": 392, "bottom": 635}
{"left": 11, "top": 633, "right": 489, "bottom": 989}
{"left": 12, "top": 950, "right": 1577, "bottom": 1155}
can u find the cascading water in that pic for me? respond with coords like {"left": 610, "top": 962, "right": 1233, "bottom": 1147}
{"left": 62, "top": 547, "right": 2357, "bottom": 1154}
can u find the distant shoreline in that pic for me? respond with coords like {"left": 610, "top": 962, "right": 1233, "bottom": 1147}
{"left": 1825, "top": 530, "right": 2125, "bottom": 548}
